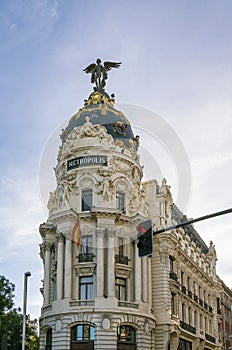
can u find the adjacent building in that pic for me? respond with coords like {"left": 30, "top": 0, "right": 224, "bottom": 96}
{"left": 39, "top": 64, "right": 232, "bottom": 349}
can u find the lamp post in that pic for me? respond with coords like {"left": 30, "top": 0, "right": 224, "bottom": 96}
{"left": 22, "top": 271, "right": 31, "bottom": 350}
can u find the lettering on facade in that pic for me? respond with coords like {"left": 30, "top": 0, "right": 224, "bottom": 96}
{"left": 67, "top": 155, "right": 107, "bottom": 171}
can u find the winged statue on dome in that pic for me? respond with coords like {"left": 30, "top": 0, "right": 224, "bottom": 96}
{"left": 83, "top": 58, "right": 121, "bottom": 90}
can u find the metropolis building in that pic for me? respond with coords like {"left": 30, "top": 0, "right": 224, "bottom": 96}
{"left": 39, "top": 61, "right": 232, "bottom": 350}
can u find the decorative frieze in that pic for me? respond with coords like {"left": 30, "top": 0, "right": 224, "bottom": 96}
{"left": 75, "top": 262, "right": 96, "bottom": 276}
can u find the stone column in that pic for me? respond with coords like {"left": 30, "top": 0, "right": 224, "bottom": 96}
{"left": 64, "top": 238, "right": 72, "bottom": 298}
{"left": 56, "top": 233, "right": 64, "bottom": 300}
{"left": 107, "top": 229, "right": 115, "bottom": 298}
{"left": 142, "top": 257, "right": 148, "bottom": 303}
{"left": 148, "top": 256, "right": 152, "bottom": 306}
{"left": 44, "top": 242, "right": 51, "bottom": 305}
{"left": 135, "top": 244, "right": 142, "bottom": 302}
{"left": 96, "top": 228, "right": 104, "bottom": 297}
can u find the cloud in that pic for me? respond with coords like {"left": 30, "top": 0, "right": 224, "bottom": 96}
{"left": 0, "top": 0, "right": 59, "bottom": 54}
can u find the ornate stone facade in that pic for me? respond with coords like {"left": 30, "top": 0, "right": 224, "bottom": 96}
{"left": 39, "top": 88, "right": 232, "bottom": 350}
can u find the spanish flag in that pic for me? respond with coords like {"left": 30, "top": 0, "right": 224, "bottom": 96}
{"left": 72, "top": 218, "right": 81, "bottom": 246}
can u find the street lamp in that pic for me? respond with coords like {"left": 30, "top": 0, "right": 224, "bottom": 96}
{"left": 22, "top": 271, "right": 31, "bottom": 350}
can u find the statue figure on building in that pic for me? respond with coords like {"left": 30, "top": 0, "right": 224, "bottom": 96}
{"left": 57, "top": 146, "right": 63, "bottom": 161}
{"left": 48, "top": 190, "right": 57, "bottom": 214}
{"left": 62, "top": 177, "right": 77, "bottom": 207}
{"left": 83, "top": 59, "right": 121, "bottom": 91}
{"left": 81, "top": 116, "right": 99, "bottom": 137}
{"left": 56, "top": 183, "right": 64, "bottom": 209}
{"left": 138, "top": 187, "right": 146, "bottom": 214}
{"left": 207, "top": 240, "right": 217, "bottom": 271}
{"left": 102, "top": 179, "right": 114, "bottom": 201}
{"left": 56, "top": 176, "right": 77, "bottom": 208}
{"left": 160, "top": 178, "right": 167, "bottom": 194}
{"left": 129, "top": 183, "right": 140, "bottom": 215}
{"left": 97, "top": 177, "right": 115, "bottom": 202}
{"left": 133, "top": 135, "right": 140, "bottom": 151}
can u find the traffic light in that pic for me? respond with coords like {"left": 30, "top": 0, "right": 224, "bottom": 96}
{"left": 136, "top": 219, "right": 153, "bottom": 257}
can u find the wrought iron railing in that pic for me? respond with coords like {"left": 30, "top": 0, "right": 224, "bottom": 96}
{"left": 181, "top": 285, "right": 187, "bottom": 294}
{"left": 169, "top": 271, "right": 178, "bottom": 282}
{"left": 78, "top": 253, "right": 94, "bottom": 262}
{"left": 118, "top": 301, "right": 139, "bottom": 309}
{"left": 199, "top": 298, "right": 204, "bottom": 306}
{"left": 180, "top": 321, "right": 196, "bottom": 334}
{"left": 69, "top": 300, "right": 95, "bottom": 307}
{"left": 205, "top": 333, "right": 216, "bottom": 343}
{"left": 115, "top": 254, "right": 129, "bottom": 265}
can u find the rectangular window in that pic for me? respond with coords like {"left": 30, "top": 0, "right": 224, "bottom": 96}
{"left": 205, "top": 317, "right": 208, "bottom": 333}
{"left": 200, "top": 314, "right": 203, "bottom": 330}
{"left": 118, "top": 237, "right": 124, "bottom": 256}
{"left": 187, "top": 276, "right": 190, "bottom": 290}
{"left": 194, "top": 311, "right": 197, "bottom": 328}
{"left": 193, "top": 281, "right": 196, "bottom": 294}
{"left": 182, "top": 303, "right": 185, "bottom": 322}
{"left": 169, "top": 256, "right": 174, "bottom": 272}
{"left": 188, "top": 307, "right": 192, "bottom": 325}
{"left": 181, "top": 271, "right": 184, "bottom": 285}
{"left": 115, "top": 278, "right": 126, "bottom": 301}
{"left": 116, "top": 192, "right": 125, "bottom": 211}
{"left": 81, "top": 236, "right": 93, "bottom": 254}
{"left": 82, "top": 189, "right": 92, "bottom": 211}
{"left": 171, "top": 292, "right": 176, "bottom": 315}
{"left": 179, "top": 338, "right": 192, "bottom": 350}
{"left": 79, "top": 276, "right": 94, "bottom": 300}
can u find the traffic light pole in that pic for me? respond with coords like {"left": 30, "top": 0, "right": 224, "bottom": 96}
{"left": 22, "top": 272, "right": 31, "bottom": 350}
{"left": 153, "top": 207, "right": 232, "bottom": 235}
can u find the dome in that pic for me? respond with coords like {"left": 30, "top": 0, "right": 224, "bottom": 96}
{"left": 62, "top": 90, "right": 134, "bottom": 148}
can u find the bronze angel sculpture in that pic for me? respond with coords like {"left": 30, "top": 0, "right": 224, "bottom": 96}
{"left": 83, "top": 59, "right": 121, "bottom": 90}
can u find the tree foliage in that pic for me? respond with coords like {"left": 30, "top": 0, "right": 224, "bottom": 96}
{"left": 0, "top": 275, "right": 39, "bottom": 350}
{"left": 0, "top": 275, "right": 15, "bottom": 315}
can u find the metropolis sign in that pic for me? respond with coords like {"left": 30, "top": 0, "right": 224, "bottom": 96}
{"left": 67, "top": 155, "right": 107, "bottom": 171}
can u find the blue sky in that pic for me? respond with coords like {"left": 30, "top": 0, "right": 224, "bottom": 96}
{"left": 0, "top": 0, "right": 232, "bottom": 319}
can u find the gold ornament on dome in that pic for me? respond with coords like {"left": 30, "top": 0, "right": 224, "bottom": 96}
{"left": 84, "top": 91, "right": 115, "bottom": 108}
{"left": 113, "top": 121, "right": 127, "bottom": 136}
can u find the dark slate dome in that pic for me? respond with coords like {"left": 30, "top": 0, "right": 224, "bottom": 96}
{"left": 62, "top": 90, "right": 134, "bottom": 148}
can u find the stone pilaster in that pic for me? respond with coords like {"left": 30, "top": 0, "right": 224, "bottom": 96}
{"left": 64, "top": 238, "right": 72, "bottom": 298}
{"left": 135, "top": 245, "right": 142, "bottom": 302}
{"left": 142, "top": 257, "right": 148, "bottom": 303}
{"left": 96, "top": 228, "right": 104, "bottom": 297}
{"left": 107, "top": 228, "right": 115, "bottom": 298}
{"left": 44, "top": 242, "right": 52, "bottom": 305}
{"left": 56, "top": 232, "right": 64, "bottom": 300}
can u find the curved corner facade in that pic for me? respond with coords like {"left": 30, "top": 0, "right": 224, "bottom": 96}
{"left": 39, "top": 90, "right": 232, "bottom": 349}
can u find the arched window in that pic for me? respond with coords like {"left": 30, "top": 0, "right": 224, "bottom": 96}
{"left": 117, "top": 325, "right": 136, "bottom": 350}
{"left": 45, "top": 328, "right": 52, "bottom": 350}
{"left": 71, "top": 324, "right": 94, "bottom": 350}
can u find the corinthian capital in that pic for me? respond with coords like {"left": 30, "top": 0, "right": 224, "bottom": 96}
{"left": 56, "top": 232, "right": 64, "bottom": 242}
